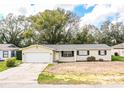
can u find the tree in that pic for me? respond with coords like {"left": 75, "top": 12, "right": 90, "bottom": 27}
{"left": 0, "top": 13, "right": 34, "bottom": 47}
{"left": 30, "top": 8, "right": 79, "bottom": 44}
{"left": 96, "top": 20, "right": 124, "bottom": 46}
{"left": 72, "top": 26, "right": 95, "bottom": 44}
{"left": 109, "top": 22, "right": 124, "bottom": 45}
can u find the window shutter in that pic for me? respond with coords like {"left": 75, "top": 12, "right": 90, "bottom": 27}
{"left": 61, "top": 51, "right": 63, "bottom": 57}
{"left": 77, "top": 51, "right": 79, "bottom": 55}
{"left": 105, "top": 50, "right": 107, "bottom": 55}
{"left": 72, "top": 51, "right": 74, "bottom": 56}
{"left": 87, "top": 50, "right": 89, "bottom": 55}
{"left": 98, "top": 50, "right": 100, "bottom": 55}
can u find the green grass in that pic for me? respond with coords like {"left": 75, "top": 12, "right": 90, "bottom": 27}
{"left": 0, "top": 60, "right": 22, "bottom": 72}
{"left": 47, "top": 64, "right": 55, "bottom": 67}
{"left": 37, "top": 72, "right": 102, "bottom": 84}
{"left": 38, "top": 73, "right": 65, "bottom": 84}
{"left": 112, "top": 56, "right": 124, "bottom": 61}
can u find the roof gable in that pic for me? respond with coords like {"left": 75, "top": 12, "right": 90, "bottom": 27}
{"left": 112, "top": 43, "right": 124, "bottom": 49}
{"left": 0, "top": 44, "right": 19, "bottom": 50}
{"left": 22, "top": 45, "right": 54, "bottom": 51}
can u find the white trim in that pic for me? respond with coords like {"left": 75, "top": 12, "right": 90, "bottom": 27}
{"left": 22, "top": 45, "right": 54, "bottom": 51}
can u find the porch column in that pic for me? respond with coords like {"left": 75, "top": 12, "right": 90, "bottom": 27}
{"left": 8, "top": 51, "right": 11, "bottom": 58}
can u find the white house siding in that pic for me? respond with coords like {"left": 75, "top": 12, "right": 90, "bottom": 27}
{"left": 54, "top": 49, "right": 111, "bottom": 62}
{"left": 112, "top": 49, "right": 124, "bottom": 56}
{"left": 59, "top": 57, "right": 75, "bottom": 62}
{"left": 76, "top": 49, "right": 111, "bottom": 61}
{"left": 0, "top": 50, "right": 12, "bottom": 60}
{"left": 0, "top": 51, "right": 3, "bottom": 60}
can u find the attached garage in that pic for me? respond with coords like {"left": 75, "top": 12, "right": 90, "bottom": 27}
{"left": 22, "top": 45, "right": 53, "bottom": 63}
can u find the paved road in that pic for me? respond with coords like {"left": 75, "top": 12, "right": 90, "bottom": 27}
{"left": 0, "top": 63, "right": 48, "bottom": 87}
{"left": 0, "top": 83, "right": 124, "bottom": 88}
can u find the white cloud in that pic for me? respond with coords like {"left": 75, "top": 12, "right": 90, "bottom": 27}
{"left": 0, "top": 0, "right": 77, "bottom": 17}
{"left": 38, "top": 0, "right": 124, "bottom": 4}
{"left": 26, "top": 4, "right": 76, "bottom": 16}
{"left": 55, "top": 4, "right": 76, "bottom": 11}
{"left": 80, "top": 3, "right": 124, "bottom": 27}
{"left": 0, "top": 0, "right": 57, "bottom": 16}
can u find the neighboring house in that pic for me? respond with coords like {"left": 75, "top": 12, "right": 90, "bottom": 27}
{"left": 22, "top": 44, "right": 111, "bottom": 63}
{"left": 112, "top": 43, "right": 124, "bottom": 56}
{"left": 0, "top": 44, "right": 19, "bottom": 61}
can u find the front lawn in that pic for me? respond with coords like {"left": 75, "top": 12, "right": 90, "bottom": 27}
{"left": 38, "top": 62, "right": 124, "bottom": 85}
{"left": 112, "top": 55, "right": 124, "bottom": 61}
{"left": 0, "top": 60, "right": 22, "bottom": 72}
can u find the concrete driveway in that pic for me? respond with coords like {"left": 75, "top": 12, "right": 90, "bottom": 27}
{"left": 0, "top": 63, "right": 47, "bottom": 84}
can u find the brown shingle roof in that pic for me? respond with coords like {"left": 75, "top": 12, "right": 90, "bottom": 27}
{"left": 112, "top": 43, "right": 124, "bottom": 49}
{"left": 44, "top": 44, "right": 111, "bottom": 51}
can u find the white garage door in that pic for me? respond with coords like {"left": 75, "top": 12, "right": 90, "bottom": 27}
{"left": 24, "top": 52, "right": 52, "bottom": 63}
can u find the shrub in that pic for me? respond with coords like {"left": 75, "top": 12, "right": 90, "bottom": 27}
{"left": 6, "top": 57, "right": 16, "bottom": 67}
{"left": 58, "top": 61, "right": 65, "bottom": 63}
{"left": 16, "top": 50, "right": 22, "bottom": 60}
{"left": 99, "top": 59, "right": 104, "bottom": 62}
{"left": 87, "top": 56, "right": 96, "bottom": 61}
{"left": 114, "top": 52, "right": 119, "bottom": 56}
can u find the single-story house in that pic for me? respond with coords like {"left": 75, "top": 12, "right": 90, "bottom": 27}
{"left": 0, "top": 44, "right": 19, "bottom": 61}
{"left": 22, "top": 44, "right": 111, "bottom": 63}
{"left": 112, "top": 43, "right": 124, "bottom": 56}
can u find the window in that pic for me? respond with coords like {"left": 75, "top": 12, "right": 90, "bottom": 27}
{"left": 3, "top": 51, "right": 9, "bottom": 58}
{"left": 77, "top": 50, "right": 89, "bottom": 56}
{"left": 98, "top": 50, "right": 107, "bottom": 56}
{"left": 61, "top": 51, "right": 74, "bottom": 57}
{"left": 11, "top": 51, "right": 15, "bottom": 57}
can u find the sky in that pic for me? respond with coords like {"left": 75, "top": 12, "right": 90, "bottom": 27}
{"left": 0, "top": 0, "right": 124, "bottom": 27}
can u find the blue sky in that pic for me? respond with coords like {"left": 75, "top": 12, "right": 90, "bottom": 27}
{"left": 73, "top": 4, "right": 95, "bottom": 17}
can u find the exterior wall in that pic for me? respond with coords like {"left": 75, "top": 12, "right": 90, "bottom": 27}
{"left": 0, "top": 50, "right": 12, "bottom": 60}
{"left": 59, "top": 56, "right": 75, "bottom": 62}
{"left": 22, "top": 45, "right": 111, "bottom": 62}
{"left": 8, "top": 51, "right": 11, "bottom": 58}
{"left": 53, "top": 51, "right": 59, "bottom": 61}
{"left": 0, "top": 51, "right": 3, "bottom": 60}
{"left": 22, "top": 46, "right": 53, "bottom": 63}
{"left": 54, "top": 49, "right": 111, "bottom": 62}
{"left": 76, "top": 49, "right": 111, "bottom": 61}
{"left": 112, "top": 48, "right": 124, "bottom": 56}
